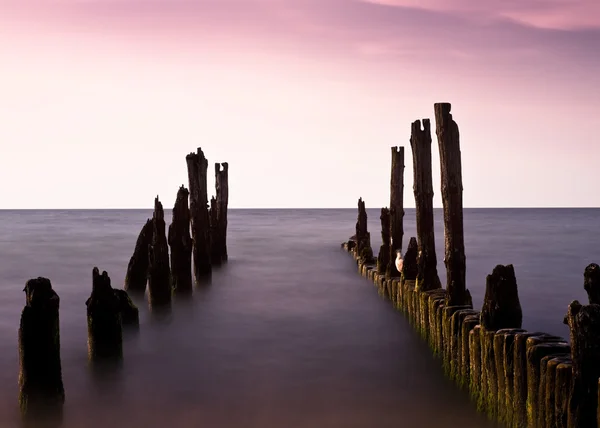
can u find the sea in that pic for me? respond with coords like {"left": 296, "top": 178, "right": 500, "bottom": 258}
{"left": 0, "top": 208, "right": 596, "bottom": 428}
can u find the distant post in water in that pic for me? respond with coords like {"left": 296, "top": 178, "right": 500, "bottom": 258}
{"left": 410, "top": 119, "right": 441, "bottom": 291}
{"left": 387, "top": 146, "right": 404, "bottom": 277}
{"left": 355, "top": 198, "right": 374, "bottom": 263}
{"left": 434, "top": 103, "right": 470, "bottom": 306}
{"left": 215, "top": 162, "right": 229, "bottom": 262}
{"left": 19, "top": 277, "right": 65, "bottom": 421}
{"left": 148, "top": 196, "right": 172, "bottom": 307}
{"left": 186, "top": 148, "right": 212, "bottom": 280}
{"left": 168, "top": 185, "right": 193, "bottom": 295}
{"left": 86, "top": 268, "right": 123, "bottom": 364}
{"left": 124, "top": 219, "right": 154, "bottom": 293}
{"left": 209, "top": 196, "right": 221, "bottom": 265}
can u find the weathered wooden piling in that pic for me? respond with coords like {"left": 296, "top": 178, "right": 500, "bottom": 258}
{"left": 113, "top": 289, "right": 140, "bottom": 328}
{"left": 124, "top": 218, "right": 153, "bottom": 293}
{"left": 410, "top": 119, "right": 441, "bottom": 292}
{"left": 86, "top": 268, "right": 123, "bottom": 363}
{"left": 584, "top": 263, "right": 600, "bottom": 304}
{"left": 564, "top": 300, "right": 600, "bottom": 428}
{"left": 402, "top": 237, "right": 418, "bottom": 281}
{"left": 168, "top": 185, "right": 193, "bottom": 295}
{"left": 377, "top": 208, "right": 391, "bottom": 275}
{"left": 387, "top": 146, "right": 404, "bottom": 277}
{"left": 434, "top": 103, "right": 470, "bottom": 307}
{"left": 209, "top": 196, "right": 221, "bottom": 266}
{"left": 545, "top": 356, "right": 572, "bottom": 428}
{"left": 186, "top": 147, "right": 212, "bottom": 280}
{"left": 355, "top": 198, "right": 374, "bottom": 263}
{"left": 19, "top": 277, "right": 65, "bottom": 420}
{"left": 148, "top": 197, "right": 172, "bottom": 307}
{"left": 215, "top": 162, "right": 229, "bottom": 262}
{"left": 555, "top": 360, "right": 573, "bottom": 428}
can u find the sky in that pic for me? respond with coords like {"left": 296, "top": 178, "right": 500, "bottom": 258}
{"left": 1, "top": 0, "right": 599, "bottom": 209}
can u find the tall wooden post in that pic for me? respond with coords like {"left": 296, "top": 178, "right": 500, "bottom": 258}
{"left": 387, "top": 146, "right": 404, "bottom": 277}
{"left": 215, "top": 162, "right": 229, "bottom": 262}
{"left": 410, "top": 119, "right": 441, "bottom": 291}
{"left": 186, "top": 148, "right": 212, "bottom": 280}
{"left": 148, "top": 196, "right": 172, "bottom": 307}
{"left": 168, "top": 185, "right": 193, "bottom": 295}
{"left": 434, "top": 103, "right": 470, "bottom": 306}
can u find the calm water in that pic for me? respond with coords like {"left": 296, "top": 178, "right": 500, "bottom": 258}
{"left": 0, "top": 208, "right": 596, "bottom": 427}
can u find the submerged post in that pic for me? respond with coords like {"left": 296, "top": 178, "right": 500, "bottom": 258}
{"left": 186, "top": 148, "right": 212, "bottom": 280}
{"left": 377, "top": 208, "right": 391, "bottom": 274}
{"left": 168, "top": 185, "right": 193, "bottom": 295}
{"left": 148, "top": 196, "right": 172, "bottom": 307}
{"left": 124, "top": 219, "right": 153, "bottom": 293}
{"left": 86, "top": 268, "right": 123, "bottom": 363}
{"left": 410, "top": 119, "right": 441, "bottom": 291}
{"left": 215, "top": 162, "right": 229, "bottom": 262}
{"left": 19, "top": 277, "right": 65, "bottom": 420}
{"left": 434, "top": 103, "right": 470, "bottom": 306}
{"left": 564, "top": 300, "right": 600, "bottom": 428}
{"left": 387, "top": 147, "right": 404, "bottom": 277}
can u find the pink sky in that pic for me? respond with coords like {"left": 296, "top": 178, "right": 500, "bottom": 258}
{"left": 1, "top": 0, "right": 599, "bottom": 208}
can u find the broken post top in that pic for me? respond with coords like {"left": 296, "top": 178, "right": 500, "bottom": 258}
{"left": 410, "top": 119, "right": 431, "bottom": 136}
{"left": 480, "top": 264, "right": 523, "bottom": 330}
{"left": 176, "top": 185, "right": 189, "bottom": 200}
{"left": 584, "top": 263, "right": 600, "bottom": 304}
{"left": 153, "top": 197, "right": 165, "bottom": 222}
{"left": 23, "top": 277, "right": 59, "bottom": 310}
{"left": 215, "top": 162, "right": 229, "bottom": 174}
{"left": 91, "top": 267, "right": 113, "bottom": 295}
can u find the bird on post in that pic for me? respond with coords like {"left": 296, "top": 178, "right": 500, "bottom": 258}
{"left": 395, "top": 249, "right": 404, "bottom": 274}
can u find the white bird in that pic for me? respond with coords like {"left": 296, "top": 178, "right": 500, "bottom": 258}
{"left": 395, "top": 249, "right": 404, "bottom": 274}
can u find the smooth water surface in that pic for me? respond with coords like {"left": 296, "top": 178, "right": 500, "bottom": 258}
{"left": 0, "top": 208, "right": 597, "bottom": 427}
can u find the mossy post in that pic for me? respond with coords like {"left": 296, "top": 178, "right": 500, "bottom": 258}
{"left": 459, "top": 314, "right": 479, "bottom": 389}
{"left": 186, "top": 148, "right": 212, "bottom": 281}
{"left": 377, "top": 208, "right": 390, "bottom": 275}
{"left": 168, "top": 185, "right": 193, "bottom": 295}
{"left": 564, "top": 301, "right": 600, "bottom": 428}
{"left": 124, "top": 218, "right": 153, "bottom": 293}
{"left": 555, "top": 360, "right": 573, "bottom": 428}
{"left": 410, "top": 119, "right": 441, "bottom": 292}
{"left": 18, "top": 277, "right": 65, "bottom": 421}
{"left": 479, "top": 265, "right": 523, "bottom": 418}
{"left": 498, "top": 328, "right": 526, "bottom": 426}
{"left": 387, "top": 146, "right": 404, "bottom": 277}
{"left": 215, "top": 162, "right": 229, "bottom": 262}
{"left": 434, "top": 103, "right": 471, "bottom": 307}
{"left": 86, "top": 268, "right": 123, "bottom": 364}
{"left": 148, "top": 197, "right": 172, "bottom": 308}
{"left": 545, "top": 356, "right": 571, "bottom": 428}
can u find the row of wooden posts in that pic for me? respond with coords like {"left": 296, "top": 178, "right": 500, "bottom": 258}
{"left": 18, "top": 147, "right": 228, "bottom": 423}
{"left": 342, "top": 102, "right": 600, "bottom": 428}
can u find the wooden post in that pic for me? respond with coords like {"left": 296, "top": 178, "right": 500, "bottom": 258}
{"left": 215, "top": 162, "right": 229, "bottom": 262}
{"left": 434, "top": 102, "right": 470, "bottom": 306}
{"left": 387, "top": 146, "right": 404, "bottom": 277}
{"left": 186, "top": 148, "right": 212, "bottom": 280}
{"left": 113, "top": 289, "right": 139, "bottom": 328}
{"left": 148, "top": 197, "right": 172, "bottom": 308}
{"left": 480, "top": 265, "right": 523, "bottom": 331}
{"left": 209, "top": 196, "right": 221, "bottom": 266}
{"left": 19, "top": 277, "right": 65, "bottom": 421}
{"left": 355, "top": 198, "right": 374, "bottom": 263}
{"left": 410, "top": 119, "right": 441, "bottom": 292}
{"left": 124, "top": 219, "right": 153, "bottom": 293}
{"left": 402, "top": 237, "right": 418, "bottom": 281}
{"left": 86, "top": 267, "right": 123, "bottom": 364}
{"left": 377, "top": 208, "right": 390, "bottom": 275}
{"left": 584, "top": 263, "right": 600, "bottom": 304}
{"left": 168, "top": 185, "right": 193, "bottom": 295}
{"left": 564, "top": 300, "right": 600, "bottom": 428}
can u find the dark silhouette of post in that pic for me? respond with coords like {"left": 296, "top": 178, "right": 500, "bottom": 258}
{"left": 215, "top": 162, "right": 229, "bottom": 262}
{"left": 86, "top": 268, "right": 123, "bottom": 364}
{"left": 186, "top": 148, "right": 212, "bottom": 281}
{"left": 168, "top": 185, "right": 193, "bottom": 295}
{"left": 410, "top": 119, "right": 441, "bottom": 291}
{"left": 124, "top": 219, "right": 153, "bottom": 293}
{"left": 377, "top": 208, "right": 390, "bottom": 274}
{"left": 434, "top": 103, "right": 470, "bottom": 306}
{"left": 19, "top": 277, "right": 65, "bottom": 421}
{"left": 209, "top": 196, "right": 221, "bottom": 266}
{"left": 148, "top": 196, "right": 172, "bottom": 307}
{"left": 355, "top": 197, "right": 373, "bottom": 262}
{"left": 584, "top": 263, "right": 600, "bottom": 304}
{"left": 387, "top": 147, "right": 404, "bottom": 277}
